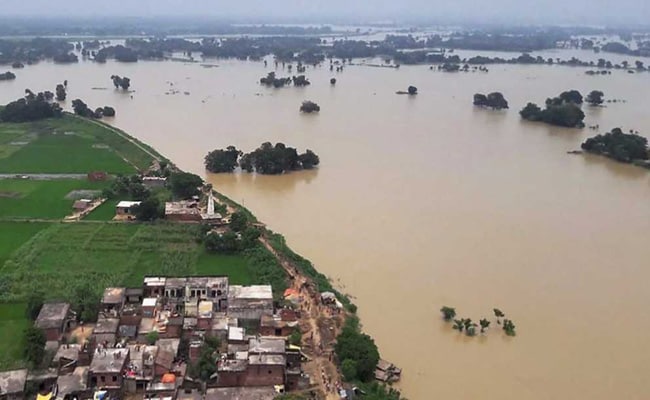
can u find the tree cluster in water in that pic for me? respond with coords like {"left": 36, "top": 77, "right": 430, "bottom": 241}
{"left": 300, "top": 101, "right": 320, "bottom": 113}
{"left": 259, "top": 72, "right": 310, "bottom": 88}
{"left": 71, "top": 99, "right": 116, "bottom": 119}
{"left": 110, "top": 75, "right": 131, "bottom": 90}
{"left": 0, "top": 89, "right": 62, "bottom": 122}
{"left": 582, "top": 128, "right": 649, "bottom": 165}
{"left": 440, "top": 306, "right": 516, "bottom": 337}
{"left": 519, "top": 90, "right": 597, "bottom": 128}
{"left": 0, "top": 71, "right": 16, "bottom": 81}
{"left": 473, "top": 92, "right": 509, "bottom": 109}
{"left": 205, "top": 144, "right": 319, "bottom": 175}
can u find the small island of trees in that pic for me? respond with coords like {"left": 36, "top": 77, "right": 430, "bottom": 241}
{"left": 300, "top": 101, "right": 320, "bottom": 113}
{"left": 259, "top": 72, "right": 310, "bottom": 88}
{"left": 520, "top": 90, "right": 587, "bottom": 128}
{"left": 111, "top": 75, "right": 131, "bottom": 90}
{"left": 0, "top": 71, "right": 16, "bottom": 81}
{"left": 473, "top": 92, "right": 509, "bottom": 109}
{"left": 581, "top": 128, "right": 649, "bottom": 165}
{"left": 71, "top": 99, "right": 116, "bottom": 119}
{"left": 440, "top": 306, "right": 516, "bottom": 337}
{"left": 0, "top": 90, "right": 62, "bottom": 122}
{"left": 205, "top": 143, "right": 319, "bottom": 175}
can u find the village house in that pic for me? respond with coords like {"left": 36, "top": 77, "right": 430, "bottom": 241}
{"left": 52, "top": 344, "right": 90, "bottom": 374}
{"left": 88, "top": 348, "right": 129, "bottom": 390}
{"left": 216, "top": 337, "right": 287, "bottom": 388}
{"left": 165, "top": 200, "right": 202, "bottom": 222}
{"left": 55, "top": 366, "right": 90, "bottom": 400}
{"left": 101, "top": 287, "right": 126, "bottom": 315}
{"left": 91, "top": 316, "right": 120, "bottom": 352}
{"left": 142, "top": 176, "right": 167, "bottom": 188}
{"left": 115, "top": 201, "right": 141, "bottom": 219}
{"left": 227, "top": 285, "right": 274, "bottom": 325}
{"left": 72, "top": 199, "right": 92, "bottom": 212}
{"left": 259, "top": 313, "right": 299, "bottom": 337}
{"left": 35, "top": 302, "right": 72, "bottom": 342}
{"left": 0, "top": 369, "right": 27, "bottom": 400}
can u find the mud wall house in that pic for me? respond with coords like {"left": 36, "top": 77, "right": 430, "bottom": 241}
{"left": 154, "top": 339, "right": 180, "bottom": 377}
{"left": 143, "top": 277, "right": 166, "bottom": 298}
{"left": 227, "top": 285, "right": 274, "bottom": 325}
{"left": 209, "top": 315, "right": 238, "bottom": 342}
{"left": 35, "top": 302, "right": 71, "bottom": 342}
{"left": 53, "top": 344, "right": 85, "bottom": 374}
{"left": 101, "top": 287, "right": 126, "bottom": 315}
{"left": 115, "top": 201, "right": 141, "bottom": 217}
{"left": 165, "top": 201, "right": 202, "bottom": 222}
{"left": 0, "top": 369, "right": 27, "bottom": 400}
{"left": 125, "top": 288, "right": 144, "bottom": 304}
{"left": 73, "top": 199, "right": 92, "bottom": 212}
{"left": 119, "top": 303, "right": 142, "bottom": 327}
{"left": 56, "top": 366, "right": 90, "bottom": 400}
{"left": 142, "top": 176, "right": 167, "bottom": 189}
{"left": 89, "top": 348, "right": 129, "bottom": 390}
{"left": 259, "top": 314, "right": 298, "bottom": 337}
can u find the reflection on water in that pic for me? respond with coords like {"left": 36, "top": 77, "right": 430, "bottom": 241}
{"left": 2, "top": 53, "right": 650, "bottom": 400}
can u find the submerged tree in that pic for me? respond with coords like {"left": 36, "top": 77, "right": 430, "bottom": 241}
{"left": 440, "top": 306, "right": 456, "bottom": 321}
{"left": 55, "top": 84, "right": 66, "bottom": 101}
{"left": 407, "top": 85, "right": 418, "bottom": 95}
{"left": 204, "top": 146, "right": 241, "bottom": 173}
{"left": 585, "top": 90, "right": 604, "bottom": 106}
{"left": 330, "top": 77, "right": 337, "bottom": 85}
{"left": 503, "top": 319, "right": 516, "bottom": 336}
{"left": 473, "top": 92, "right": 509, "bottom": 109}
{"left": 479, "top": 318, "right": 491, "bottom": 334}
{"left": 110, "top": 75, "right": 131, "bottom": 90}
{"left": 493, "top": 308, "right": 505, "bottom": 324}
{"left": 452, "top": 319, "right": 464, "bottom": 332}
{"left": 300, "top": 100, "right": 320, "bottom": 113}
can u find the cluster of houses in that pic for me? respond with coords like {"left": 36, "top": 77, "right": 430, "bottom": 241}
{"left": 1, "top": 276, "right": 309, "bottom": 400}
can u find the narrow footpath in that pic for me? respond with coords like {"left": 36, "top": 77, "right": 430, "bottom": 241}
{"left": 259, "top": 236, "right": 346, "bottom": 400}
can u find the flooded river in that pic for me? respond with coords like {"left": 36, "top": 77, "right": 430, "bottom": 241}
{"left": 3, "top": 53, "right": 650, "bottom": 399}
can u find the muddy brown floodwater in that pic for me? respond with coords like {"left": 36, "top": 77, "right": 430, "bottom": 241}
{"left": 3, "top": 53, "right": 650, "bottom": 399}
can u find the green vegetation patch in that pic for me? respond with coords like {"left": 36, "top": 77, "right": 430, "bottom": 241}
{"left": 0, "top": 222, "right": 253, "bottom": 302}
{"left": 0, "top": 179, "right": 110, "bottom": 219}
{"left": 0, "top": 115, "right": 155, "bottom": 174}
{"left": 83, "top": 199, "right": 119, "bottom": 221}
{"left": 0, "top": 221, "right": 48, "bottom": 266}
{"left": 0, "top": 303, "right": 29, "bottom": 371}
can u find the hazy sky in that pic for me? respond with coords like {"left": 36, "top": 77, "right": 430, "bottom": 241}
{"left": 3, "top": 0, "right": 648, "bottom": 25}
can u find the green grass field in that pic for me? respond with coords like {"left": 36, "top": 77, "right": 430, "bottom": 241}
{"left": 83, "top": 199, "right": 119, "bottom": 221}
{"left": 1, "top": 222, "right": 254, "bottom": 302}
{"left": 0, "top": 179, "right": 110, "bottom": 219}
{"left": 0, "top": 115, "right": 155, "bottom": 174}
{"left": 0, "top": 222, "right": 49, "bottom": 265}
{"left": 0, "top": 303, "right": 29, "bottom": 370}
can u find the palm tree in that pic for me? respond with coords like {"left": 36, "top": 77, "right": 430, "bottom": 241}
{"left": 452, "top": 319, "right": 464, "bottom": 332}
{"left": 503, "top": 319, "right": 516, "bottom": 336}
{"left": 466, "top": 323, "right": 478, "bottom": 337}
{"left": 462, "top": 318, "right": 473, "bottom": 331}
{"left": 440, "top": 306, "right": 456, "bottom": 321}
{"left": 479, "top": 318, "right": 491, "bottom": 334}
{"left": 493, "top": 308, "right": 505, "bottom": 324}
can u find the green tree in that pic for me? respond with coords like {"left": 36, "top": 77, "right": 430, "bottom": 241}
{"left": 241, "top": 226, "right": 261, "bottom": 249}
{"left": 585, "top": 90, "right": 604, "bottom": 106}
{"left": 503, "top": 319, "right": 516, "bottom": 336}
{"left": 479, "top": 318, "right": 491, "bottom": 334}
{"left": 204, "top": 146, "right": 241, "bottom": 173}
{"left": 335, "top": 320, "right": 380, "bottom": 382}
{"left": 298, "top": 150, "right": 320, "bottom": 169}
{"left": 133, "top": 196, "right": 163, "bottom": 221}
{"left": 146, "top": 331, "right": 159, "bottom": 345}
{"left": 26, "top": 291, "right": 44, "bottom": 321}
{"left": 300, "top": 101, "right": 320, "bottom": 113}
{"left": 230, "top": 211, "right": 248, "bottom": 232}
{"left": 452, "top": 319, "right": 464, "bottom": 332}
{"left": 204, "top": 232, "right": 240, "bottom": 254}
{"left": 289, "top": 330, "right": 302, "bottom": 346}
{"left": 24, "top": 326, "right": 46, "bottom": 367}
{"left": 169, "top": 171, "right": 203, "bottom": 199}
{"left": 440, "top": 306, "right": 456, "bottom": 321}
{"left": 341, "top": 359, "right": 358, "bottom": 381}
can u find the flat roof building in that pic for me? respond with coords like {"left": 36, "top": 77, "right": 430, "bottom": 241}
{"left": 35, "top": 302, "right": 71, "bottom": 341}
{"left": 0, "top": 369, "right": 27, "bottom": 400}
{"left": 227, "top": 285, "right": 273, "bottom": 322}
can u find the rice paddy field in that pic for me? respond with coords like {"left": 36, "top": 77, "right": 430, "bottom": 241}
{"left": 0, "top": 115, "right": 154, "bottom": 174}
{"left": 0, "top": 179, "right": 110, "bottom": 219}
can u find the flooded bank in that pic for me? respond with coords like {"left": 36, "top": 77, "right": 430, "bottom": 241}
{"left": 2, "top": 55, "right": 650, "bottom": 399}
